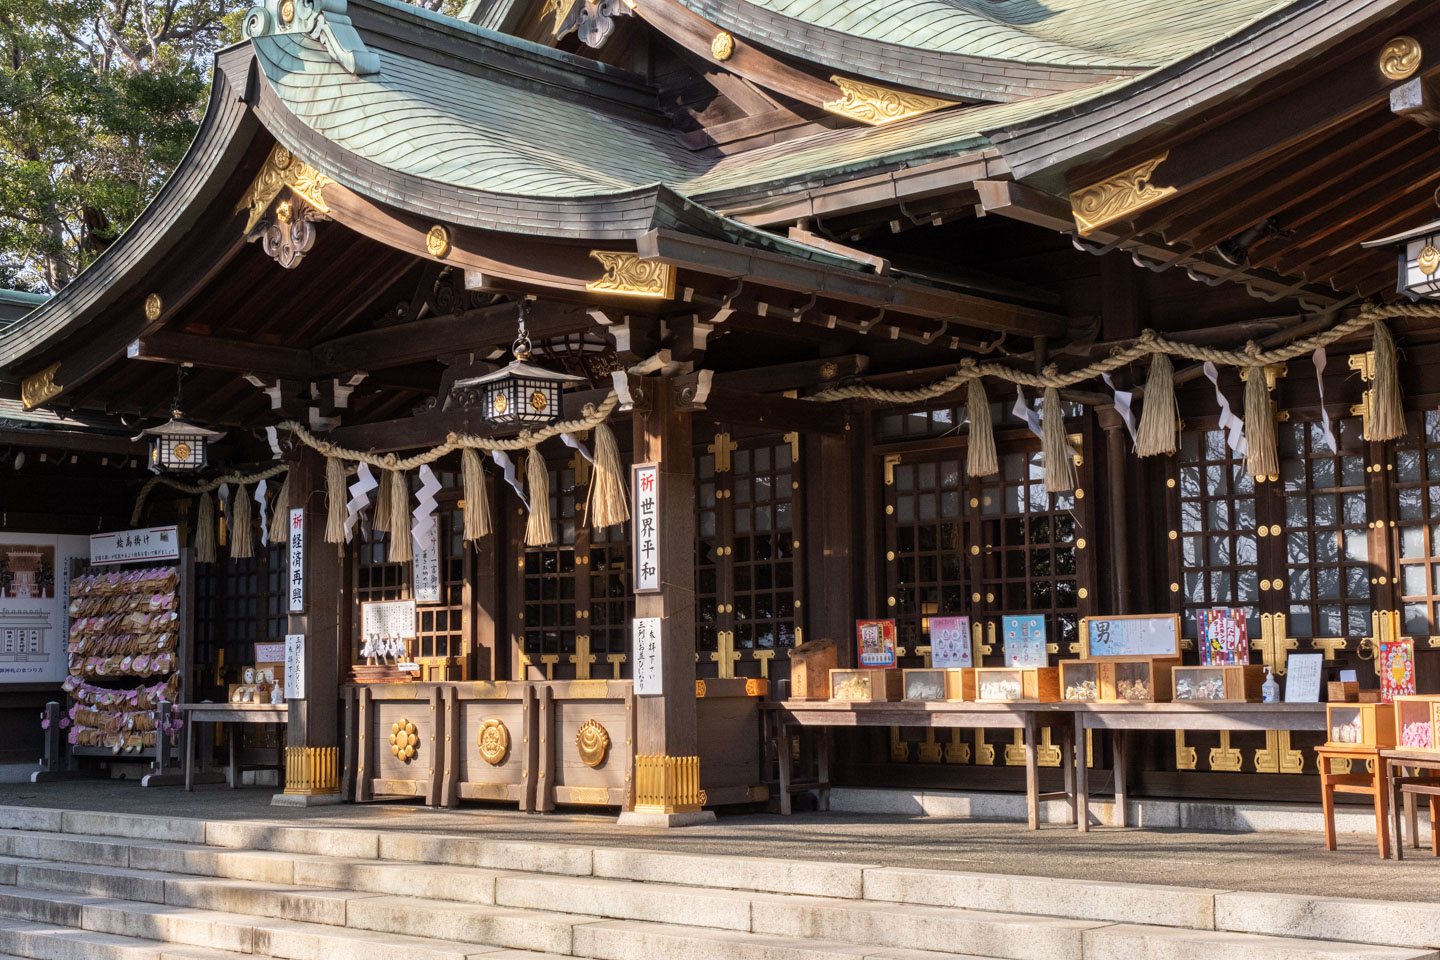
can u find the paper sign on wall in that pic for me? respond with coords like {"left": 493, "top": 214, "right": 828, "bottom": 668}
{"left": 287, "top": 508, "right": 305, "bottom": 613}
{"left": 284, "top": 634, "right": 305, "bottom": 700}
{"left": 413, "top": 521, "right": 441, "bottom": 604}
{"left": 90, "top": 526, "right": 179, "bottom": 565}
{"left": 254, "top": 642, "right": 285, "bottom": 663}
{"left": 632, "top": 463, "right": 660, "bottom": 593}
{"left": 928, "top": 616, "right": 971, "bottom": 668}
{"left": 633, "top": 616, "right": 663, "bottom": 694}
{"left": 361, "top": 600, "right": 418, "bottom": 639}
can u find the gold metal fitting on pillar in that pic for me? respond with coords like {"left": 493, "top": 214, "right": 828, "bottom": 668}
{"left": 633, "top": 755, "right": 705, "bottom": 813}
{"left": 284, "top": 746, "right": 340, "bottom": 795}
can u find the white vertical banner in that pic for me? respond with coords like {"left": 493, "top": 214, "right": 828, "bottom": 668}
{"left": 287, "top": 507, "right": 305, "bottom": 613}
{"left": 633, "top": 617, "right": 663, "bottom": 694}
{"left": 411, "top": 465, "right": 443, "bottom": 604}
{"left": 632, "top": 462, "right": 661, "bottom": 594}
{"left": 284, "top": 634, "right": 306, "bottom": 700}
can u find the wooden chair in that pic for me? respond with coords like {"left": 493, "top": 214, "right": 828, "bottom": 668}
{"left": 1315, "top": 745, "right": 1390, "bottom": 859}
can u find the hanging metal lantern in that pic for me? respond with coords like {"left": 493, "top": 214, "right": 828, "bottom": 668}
{"left": 1363, "top": 217, "right": 1440, "bottom": 301}
{"left": 450, "top": 307, "right": 584, "bottom": 427}
{"left": 135, "top": 368, "right": 225, "bottom": 473}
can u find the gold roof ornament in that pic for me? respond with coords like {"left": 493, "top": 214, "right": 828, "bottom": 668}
{"left": 711, "top": 31, "right": 734, "bottom": 61}
{"left": 823, "top": 76, "right": 954, "bottom": 126}
{"left": 1069, "top": 152, "right": 1178, "bottom": 236}
{"left": 1380, "top": 36, "right": 1422, "bottom": 80}
{"left": 143, "top": 293, "right": 162, "bottom": 322}
{"left": 586, "top": 251, "right": 676, "bottom": 298}
{"left": 236, "top": 143, "right": 334, "bottom": 235}
{"left": 426, "top": 224, "right": 451, "bottom": 258}
{"left": 20, "top": 363, "right": 62, "bottom": 411}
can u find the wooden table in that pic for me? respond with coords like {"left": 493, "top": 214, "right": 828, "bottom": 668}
{"left": 1071, "top": 702, "right": 1328, "bottom": 832}
{"left": 777, "top": 700, "right": 1077, "bottom": 829}
{"left": 179, "top": 702, "right": 287, "bottom": 791}
{"left": 1382, "top": 749, "right": 1440, "bottom": 860}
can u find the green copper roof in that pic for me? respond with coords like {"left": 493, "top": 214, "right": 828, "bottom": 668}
{"left": 681, "top": 0, "right": 1290, "bottom": 68}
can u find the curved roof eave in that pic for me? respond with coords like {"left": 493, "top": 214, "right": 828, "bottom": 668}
{"left": 0, "top": 76, "right": 261, "bottom": 373}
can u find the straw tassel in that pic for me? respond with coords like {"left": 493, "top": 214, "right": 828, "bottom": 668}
{"left": 388, "top": 470, "right": 412, "bottom": 563}
{"left": 461, "top": 448, "right": 491, "bottom": 541}
{"left": 1135, "top": 352, "right": 1178, "bottom": 457}
{"left": 324, "top": 456, "right": 347, "bottom": 545}
{"left": 195, "top": 492, "right": 216, "bottom": 563}
{"left": 1370, "top": 320, "right": 1406, "bottom": 441}
{"left": 231, "top": 484, "right": 254, "bottom": 559}
{"left": 1243, "top": 362, "right": 1279, "bottom": 480}
{"left": 586, "top": 422, "right": 630, "bottom": 528}
{"left": 267, "top": 472, "right": 290, "bottom": 544}
{"left": 525, "top": 450, "right": 553, "bottom": 546}
{"left": 1041, "top": 387, "right": 1076, "bottom": 493}
{"left": 373, "top": 468, "right": 394, "bottom": 533}
{"left": 965, "top": 377, "right": 998, "bottom": 477}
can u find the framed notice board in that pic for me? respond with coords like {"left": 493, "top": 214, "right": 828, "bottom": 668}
{"left": 1080, "top": 613, "right": 1181, "bottom": 659}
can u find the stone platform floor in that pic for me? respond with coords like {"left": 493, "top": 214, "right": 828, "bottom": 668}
{"left": 1, "top": 780, "right": 1434, "bottom": 901}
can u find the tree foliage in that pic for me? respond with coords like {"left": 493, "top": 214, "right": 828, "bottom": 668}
{"left": 0, "top": 0, "right": 237, "bottom": 292}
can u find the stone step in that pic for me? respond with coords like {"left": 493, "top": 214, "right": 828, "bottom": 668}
{"left": 0, "top": 916, "right": 261, "bottom": 960}
{"left": 1081, "top": 925, "right": 1438, "bottom": 960}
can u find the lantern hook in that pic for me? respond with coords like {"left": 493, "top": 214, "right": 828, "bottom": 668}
{"left": 513, "top": 301, "right": 533, "bottom": 360}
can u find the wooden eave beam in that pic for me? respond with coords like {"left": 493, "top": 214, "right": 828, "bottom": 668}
{"left": 640, "top": 228, "right": 1067, "bottom": 336}
{"left": 696, "top": 387, "right": 848, "bottom": 434}
{"left": 711, "top": 354, "right": 868, "bottom": 392}
{"left": 0, "top": 427, "right": 143, "bottom": 456}
{"left": 325, "top": 386, "right": 613, "bottom": 452}
{"left": 128, "top": 331, "right": 313, "bottom": 379}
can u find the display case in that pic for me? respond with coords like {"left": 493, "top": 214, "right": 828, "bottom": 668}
{"left": 1394, "top": 695, "right": 1440, "bottom": 751}
{"left": 1059, "top": 660, "right": 1100, "bottom": 702}
{"left": 829, "top": 668, "right": 903, "bottom": 702}
{"left": 902, "top": 668, "right": 972, "bottom": 702}
{"left": 1172, "top": 664, "right": 1266, "bottom": 702}
{"left": 1325, "top": 702, "right": 1396, "bottom": 748}
{"left": 974, "top": 666, "right": 1060, "bottom": 703}
{"left": 1099, "top": 657, "right": 1179, "bottom": 702}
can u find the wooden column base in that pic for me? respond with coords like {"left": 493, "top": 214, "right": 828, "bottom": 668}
{"left": 633, "top": 754, "right": 705, "bottom": 813}
{"left": 284, "top": 745, "right": 341, "bottom": 795}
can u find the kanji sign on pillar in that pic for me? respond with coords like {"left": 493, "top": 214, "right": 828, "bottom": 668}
{"left": 632, "top": 462, "right": 661, "bottom": 594}
{"left": 633, "top": 616, "right": 663, "bottom": 694}
{"left": 288, "top": 507, "right": 305, "bottom": 614}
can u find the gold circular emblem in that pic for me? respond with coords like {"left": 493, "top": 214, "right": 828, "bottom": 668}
{"left": 280, "top": 0, "right": 295, "bottom": 22}
{"left": 477, "top": 718, "right": 509, "bottom": 765}
{"left": 1419, "top": 244, "right": 1440, "bottom": 276}
{"left": 1078, "top": 587, "right": 1089, "bottom": 600}
{"left": 144, "top": 293, "right": 162, "bottom": 321}
{"left": 1380, "top": 36, "right": 1422, "bottom": 80}
{"left": 711, "top": 31, "right": 734, "bottom": 61}
{"left": 819, "top": 360, "right": 838, "bottom": 379}
{"left": 492, "top": 393, "right": 508, "bottom": 415}
{"left": 390, "top": 718, "right": 418, "bottom": 762}
{"left": 425, "top": 224, "right": 451, "bottom": 258}
{"left": 529, "top": 390, "right": 548, "bottom": 413}
{"left": 575, "top": 719, "right": 610, "bottom": 768}
{"left": 173, "top": 442, "right": 192, "bottom": 463}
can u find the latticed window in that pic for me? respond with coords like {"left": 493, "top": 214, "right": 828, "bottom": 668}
{"left": 1395, "top": 410, "right": 1440, "bottom": 635}
{"left": 523, "top": 466, "right": 579, "bottom": 665}
{"left": 416, "top": 508, "right": 465, "bottom": 659}
{"left": 888, "top": 455, "right": 967, "bottom": 651}
{"left": 695, "top": 435, "right": 801, "bottom": 678}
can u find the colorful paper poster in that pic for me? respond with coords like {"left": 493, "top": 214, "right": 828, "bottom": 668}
{"left": 1198, "top": 608, "right": 1249, "bottom": 666}
{"left": 1380, "top": 639, "right": 1416, "bottom": 702}
{"left": 928, "top": 616, "right": 971, "bottom": 668}
{"left": 856, "top": 619, "right": 897, "bottom": 667}
{"left": 1002, "top": 614, "right": 1048, "bottom": 668}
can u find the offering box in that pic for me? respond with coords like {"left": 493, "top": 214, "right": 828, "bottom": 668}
{"left": 829, "top": 668, "right": 903, "bottom": 702}
{"left": 1325, "top": 702, "right": 1396, "bottom": 748}
{"left": 1060, "top": 660, "right": 1100, "bottom": 702}
{"left": 790, "top": 639, "right": 839, "bottom": 699}
{"left": 902, "top": 668, "right": 973, "bottom": 702}
{"left": 1394, "top": 695, "right": 1440, "bottom": 752}
{"left": 1173, "top": 664, "right": 1265, "bottom": 702}
{"left": 974, "top": 666, "right": 1060, "bottom": 703}
{"left": 1100, "top": 656, "right": 1179, "bottom": 702}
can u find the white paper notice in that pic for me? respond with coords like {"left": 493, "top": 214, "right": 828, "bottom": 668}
{"left": 90, "top": 526, "right": 180, "bottom": 565}
{"left": 287, "top": 508, "right": 304, "bottom": 613}
{"left": 1284, "top": 653, "right": 1323, "bottom": 703}
{"left": 633, "top": 616, "right": 663, "bottom": 694}
{"left": 284, "top": 634, "right": 305, "bottom": 700}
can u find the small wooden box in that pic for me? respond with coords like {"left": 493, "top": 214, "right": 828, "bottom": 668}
{"left": 1327, "top": 680, "right": 1359, "bottom": 702}
{"left": 829, "top": 668, "right": 903, "bottom": 702}
{"left": 1326, "top": 702, "right": 1396, "bottom": 748}
{"left": 1173, "top": 664, "right": 1266, "bottom": 703}
{"left": 974, "top": 666, "right": 1060, "bottom": 703}
{"left": 1394, "top": 695, "right": 1440, "bottom": 751}
{"left": 1100, "top": 656, "right": 1179, "bottom": 702}
{"left": 1060, "top": 660, "right": 1100, "bottom": 702}
{"left": 902, "top": 668, "right": 972, "bottom": 702}
{"left": 790, "top": 639, "right": 839, "bottom": 700}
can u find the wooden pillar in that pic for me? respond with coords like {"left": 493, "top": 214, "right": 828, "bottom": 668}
{"left": 804, "top": 428, "right": 859, "bottom": 650}
{"left": 275, "top": 445, "right": 344, "bottom": 803}
{"left": 1098, "top": 406, "right": 1133, "bottom": 614}
{"left": 623, "top": 378, "right": 709, "bottom": 823}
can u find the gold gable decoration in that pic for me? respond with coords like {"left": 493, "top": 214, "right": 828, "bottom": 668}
{"left": 236, "top": 144, "right": 335, "bottom": 235}
{"left": 586, "top": 251, "right": 676, "bottom": 298}
{"left": 1069, "top": 152, "right": 1177, "bottom": 236}
{"left": 20, "top": 363, "right": 62, "bottom": 411}
{"left": 823, "top": 77, "right": 954, "bottom": 126}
